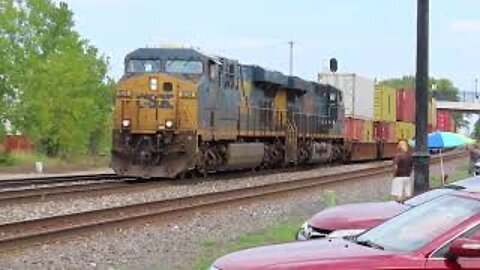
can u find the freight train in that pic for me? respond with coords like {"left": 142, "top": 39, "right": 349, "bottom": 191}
{"left": 111, "top": 47, "right": 406, "bottom": 179}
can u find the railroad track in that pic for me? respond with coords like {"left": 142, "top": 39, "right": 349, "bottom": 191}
{"left": 0, "top": 174, "right": 139, "bottom": 205}
{"left": 0, "top": 150, "right": 466, "bottom": 205}
{"left": 0, "top": 161, "right": 389, "bottom": 205}
{"left": 0, "top": 173, "right": 126, "bottom": 189}
{"left": 0, "top": 150, "right": 468, "bottom": 251}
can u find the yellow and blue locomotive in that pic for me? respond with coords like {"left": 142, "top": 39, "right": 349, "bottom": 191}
{"left": 112, "top": 47, "right": 344, "bottom": 178}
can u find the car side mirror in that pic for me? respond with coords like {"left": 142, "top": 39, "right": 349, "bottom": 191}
{"left": 447, "top": 238, "right": 480, "bottom": 261}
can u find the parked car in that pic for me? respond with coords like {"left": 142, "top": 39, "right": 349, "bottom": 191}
{"left": 210, "top": 191, "right": 480, "bottom": 270}
{"left": 296, "top": 176, "right": 480, "bottom": 240}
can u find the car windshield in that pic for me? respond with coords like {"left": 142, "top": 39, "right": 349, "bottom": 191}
{"left": 127, "top": 59, "right": 161, "bottom": 73}
{"left": 355, "top": 194, "right": 480, "bottom": 253}
{"left": 403, "top": 188, "right": 455, "bottom": 206}
{"left": 165, "top": 60, "right": 203, "bottom": 74}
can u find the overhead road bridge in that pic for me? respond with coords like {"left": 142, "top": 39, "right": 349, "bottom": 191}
{"left": 435, "top": 91, "right": 480, "bottom": 112}
{"left": 436, "top": 101, "right": 480, "bottom": 113}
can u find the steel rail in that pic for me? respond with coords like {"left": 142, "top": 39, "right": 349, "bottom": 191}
{"left": 0, "top": 173, "right": 121, "bottom": 189}
{"left": 0, "top": 150, "right": 465, "bottom": 205}
{"left": 0, "top": 150, "right": 467, "bottom": 251}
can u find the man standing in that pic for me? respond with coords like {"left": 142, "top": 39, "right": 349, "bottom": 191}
{"left": 391, "top": 140, "right": 414, "bottom": 201}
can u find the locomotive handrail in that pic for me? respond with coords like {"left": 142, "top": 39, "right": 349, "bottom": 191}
{"left": 236, "top": 104, "right": 336, "bottom": 136}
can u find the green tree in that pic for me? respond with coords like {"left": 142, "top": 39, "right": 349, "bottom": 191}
{"left": 380, "top": 76, "right": 415, "bottom": 89}
{"left": 473, "top": 119, "right": 480, "bottom": 142}
{"left": 380, "top": 76, "right": 460, "bottom": 101}
{"left": 0, "top": 0, "right": 114, "bottom": 157}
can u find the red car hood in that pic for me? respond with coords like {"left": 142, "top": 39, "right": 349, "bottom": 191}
{"left": 309, "top": 201, "right": 409, "bottom": 230}
{"left": 214, "top": 238, "right": 395, "bottom": 270}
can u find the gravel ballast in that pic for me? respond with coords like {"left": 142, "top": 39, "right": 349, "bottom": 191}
{"left": 0, "top": 157, "right": 467, "bottom": 270}
{"left": 0, "top": 169, "right": 114, "bottom": 181}
{"left": 0, "top": 161, "right": 391, "bottom": 225}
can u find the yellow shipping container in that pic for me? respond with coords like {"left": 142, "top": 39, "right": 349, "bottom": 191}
{"left": 428, "top": 98, "right": 437, "bottom": 126}
{"left": 405, "top": 122, "right": 415, "bottom": 140}
{"left": 374, "top": 85, "right": 397, "bottom": 122}
{"left": 395, "top": 122, "right": 416, "bottom": 141}
{"left": 395, "top": 122, "right": 403, "bottom": 141}
{"left": 363, "top": 120, "right": 374, "bottom": 142}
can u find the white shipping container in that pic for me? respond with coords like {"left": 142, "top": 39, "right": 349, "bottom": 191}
{"left": 318, "top": 73, "right": 375, "bottom": 120}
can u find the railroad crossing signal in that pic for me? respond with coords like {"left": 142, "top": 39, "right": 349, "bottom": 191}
{"left": 329, "top": 58, "right": 338, "bottom": 73}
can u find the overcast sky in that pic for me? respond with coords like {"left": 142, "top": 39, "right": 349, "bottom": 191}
{"left": 56, "top": 0, "right": 480, "bottom": 92}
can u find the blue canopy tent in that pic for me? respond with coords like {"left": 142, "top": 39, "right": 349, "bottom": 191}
{"left": 410, "top": 131, "right": 475, "bottom": 186}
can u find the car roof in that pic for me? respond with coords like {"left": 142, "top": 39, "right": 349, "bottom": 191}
{"left": 450, "top": 189, "right": 480, "bottom": 201}
{"left": 446, "top": 176, "right": 480, "bottom": 192}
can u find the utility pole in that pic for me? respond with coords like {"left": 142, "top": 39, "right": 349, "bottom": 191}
{"left": 288, "top": 41, "right": 294, "bottom": 76}
{"left": 413, "top": 0, "right": 430, "bottom": 194}
{"left": 475, "top": 78, "right": 478, "bottom": 100}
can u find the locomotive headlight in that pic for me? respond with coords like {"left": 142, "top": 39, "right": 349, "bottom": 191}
{"left": 122, "top": 119, "right": 131, "bottom": 128}
{"left": 165, "top": 120, "right": 174, "bottom": 129}
{"left": 149, "top": 78, "right": 158, "bottom": 91}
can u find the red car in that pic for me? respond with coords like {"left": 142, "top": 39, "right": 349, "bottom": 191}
{"left": 297, "top": 176, "right": 480, "bottom": 240}
{"left": 210, "top": 191, "right": 480, "bottom": 269}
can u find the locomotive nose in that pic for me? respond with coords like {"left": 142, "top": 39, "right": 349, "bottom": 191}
{"left": 115, "top": 74, "right": 191, "bottom": 133}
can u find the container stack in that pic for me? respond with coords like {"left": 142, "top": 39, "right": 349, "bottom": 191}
{"left": 344, "top": 118, "right": 364, "bottom": 141}
{"left": 319, "top": 73, "right": 375, "bottom": 143}
{"left": 395, "top": 122, "right": 415, "bottom": 141}
{"left": 393, "top": 88, "right": 415, "bottom": 141}
{"left": 319, "top": 72, "right": 440, "bottom": 145}
{"left": 374, "top": 122, "right": 396, "bottom": 142}
{"left": 363, "top": 120, "right": 374, "bottom": 142}
{"left": 374, "top": 85, "right": 397, "bottom": 142}
{"left": 374, "top": 85, "right": 397, "bottom": 122}
{"left": 428, "top": 98, "right": 438, "bottom": 132}
{"left": 436, "top": 109, "right": 455, "bottom": 132}
{"left": 396, "top": 88, "right": 415, "bottom": 122}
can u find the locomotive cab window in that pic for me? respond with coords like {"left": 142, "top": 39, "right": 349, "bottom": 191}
{"left": 127, "top": 60, "right": 161, "bottom": 73}
{"left": 329, "top": 92, "right": 337, "bottom": 102}
{"left": 209, "top": 63, "right": 217, "bottom": 80}
{"left": 165, "top": 60, "right": 203, "bottom": 74}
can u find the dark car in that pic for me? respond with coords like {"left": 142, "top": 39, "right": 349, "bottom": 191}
{"left": 296, "top": 176, "right": 480, "bottom": 240}
{"left": 211, "top": 191, "right": 480, "bottom": 270}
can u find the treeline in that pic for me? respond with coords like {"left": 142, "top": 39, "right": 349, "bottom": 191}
{"left": 380, "top": 75, "right": 461, "bottom": 102}
{"left": 0, "top": 0, "right": 115, "bottom": 158}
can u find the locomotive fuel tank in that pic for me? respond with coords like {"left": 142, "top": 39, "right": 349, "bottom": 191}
{"left": 221, "top": 143, "right": 265, "bottom": 170}
{"left": 308, "top": 142, "right": 333, "bottom": 164}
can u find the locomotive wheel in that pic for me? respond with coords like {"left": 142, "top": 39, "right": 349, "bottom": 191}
{"left": 196, "top": 169, "right": 208, "bottom": 178}
{"left": 176, "top": 170, "right": 187, "bottom": 180}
